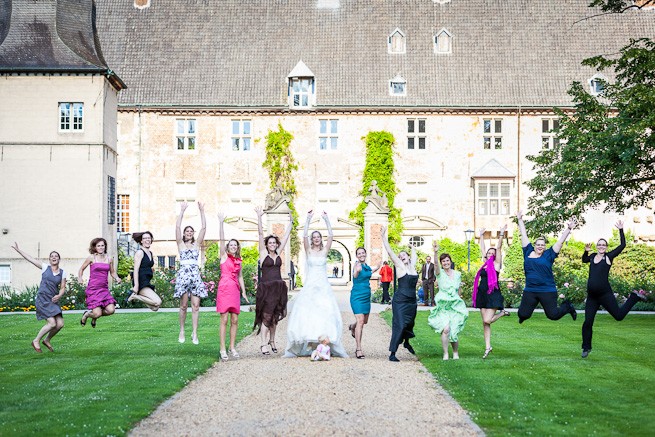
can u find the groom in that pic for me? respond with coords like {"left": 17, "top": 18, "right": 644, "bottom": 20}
{"left": 421, "top": 256, "right": 436, "bottom": 306}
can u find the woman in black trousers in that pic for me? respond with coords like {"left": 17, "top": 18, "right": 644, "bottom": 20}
{"left": 581, "top": 220, "right": 649, "bottom": 358}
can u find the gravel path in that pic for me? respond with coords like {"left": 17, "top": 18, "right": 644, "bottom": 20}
{"left": 130, "top": 291, "right": 483, "bottom": 436}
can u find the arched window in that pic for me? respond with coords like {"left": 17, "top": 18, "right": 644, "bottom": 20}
{"left": 434, "top": 29, "right": 452, "bottom": 54}
{"left": 388, "top": 29, "right": 406, "bottom": 54}
{"left": 409, "top": 236, "right": 425, "bottom": 248}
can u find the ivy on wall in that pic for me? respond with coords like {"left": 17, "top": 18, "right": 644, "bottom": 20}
{"left": 263, "top": 123, "right": 300, "bottom": 257}
{"left": 349, "top": 131, "right": 403, "bottom": 246}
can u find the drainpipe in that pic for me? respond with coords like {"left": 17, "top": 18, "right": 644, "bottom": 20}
{"left": 517, "top": 106, "right": 522, "bottom": 212}
{"left": 137, "top": 106, "right": 142, "bottom": 229}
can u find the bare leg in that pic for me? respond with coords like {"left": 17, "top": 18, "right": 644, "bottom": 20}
{"left": 131, "top": 287, "right": 162, "bottom": 311}
{"left": 229, "top": 313, "right": 239, "bottom": 350}
{"left": 101, "top": 304, "right": 115, "bottom": 317}
{"left": 260, "top": 323, "right": 271, "bottom": 351}
{"left": 441, "top": 326, "right": 451, "bottom": 360}
{"left": 452, "top": 341, "right": 459, "bottom": 359}
{"left": 354, "top": 313, "right": 368, "bottom": 355}
{"left": 219, "top": 312, "right": 229, "bottom": 353}
{"left": 269, "top": 323, "right": 277, "bottom": 350}
{"left": 179, "top": 293, "right": 189, "bottom": 342}
{"left": 191, "top": 295, "right": 200, "bottom": 342}
{"left": 481, "top": 308, "right": 495, "bottom": 350}
{"left": 35, "top": 317, "right": 56, "bottom": 345}
{"left": 44, "top": 315, "right": 64, "bottom": 345}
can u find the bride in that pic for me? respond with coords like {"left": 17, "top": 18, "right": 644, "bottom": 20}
{"left": 284, "top": 210, "right": 348, "bottom": 358}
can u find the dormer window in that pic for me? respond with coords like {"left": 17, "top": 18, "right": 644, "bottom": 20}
{"left": 287, "top": 61, "right": 316, "bottom": 109}
{"left": 388, "top": 29, "right": 406, "bottom": 54}
{"left": 433, "top": 0, "right": 452, "bottom": 4}
{"left": 434, "top": 29, "right": 452, "bottom": 54}
{"left": 389, "top": 76, "right": 406, "bottom": 96}
{"left": 589, "top": 75, "right": 606, "bottom": 96}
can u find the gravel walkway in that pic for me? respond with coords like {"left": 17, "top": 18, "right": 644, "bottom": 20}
{"left": 130, "top": 292, "right": 482, "bottom": 436}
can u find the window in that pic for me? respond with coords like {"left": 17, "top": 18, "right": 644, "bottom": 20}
{"left": 407, "top": 118, "right": 426, "bottom": 150}
{"left": 388, "top": 29, "right": 406, "bottom": 54}
{"left": 168, "top": 256, "right": 177, "bottom": 269}
{"left": 174, "top": 181, "right": 196, "bottom": 203}
{"left": 157, "top": 256, "right": 166, "bottom": 269}
{"left": 316, "top": 181, "right": 340, "bottom": 203}
{"left": 478, "top": 182, "right": 511, "bottom": 216}
{"left": 108, "top": 176, "right": 116, "bottom": 225}
{"left": 59, "top": 103, "right": 83, "bottom": 131}
{"left": 433, "top": 0, "right": 451, "bottom": 4}
{"left": 389, "top": 76, "right": 406, "bottom": 96}
{"left": 405, "top": 181, "right": 428, "bottom": 202}
{"left": 117, "top": 194, "right": 130, "bottom": 233}
{"left": 176, "top": 119, "right": 196, "bottom": 151}
{"left": 0, "top": 264, "right": 10, "bottom": 284}
{"left": 231, "top": 119, "right": 251, "bottom": 151}
{"left": 290, "top": 78, "right": 313, "bottom": 108}
{"left": 319, "top": 119, "right": 338, "bottom": 150}
{"left": 483, "top": 118, "right": 503, "bottom": 149}
{"left": 541, "top": 118, "right": 561, "bottom": 149}
{"left": 230, "top": 182, "right": 254, "bottom": 203}
{"left": 409, "top": 236, "right": 425, "bottom": 247}
{"left": 434, "top": 29, "right": 452, "bottom": 54}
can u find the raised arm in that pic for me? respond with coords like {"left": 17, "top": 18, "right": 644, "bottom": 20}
{"left": 380, "top": 226, "right": 404, "bottom": 273}
{"left": 279, "top": 213, "right": 294, "bottom": 255}
{"left": 495, "top": 224, "right": 507, "bottom": 269}
{"left": 196, "top": 202, "right": 207, "bottom": 245}
{"left": 303, "top": 210, "right": 313, "bottom": 253}
{"left": 255, "top": 206, "right": 266, "bottom": 256}
{"left": 353, "top": 260, "right": 362, "bottom": 279}
{"left": 410, "top": 245, "right": 417, "bottom": 271}
{"left": 607, "top": 221, "right": 626, "bottom": 260}
{"left": 322, "top": 211, "right": 333, "bottom": 253}
{"left": 217, "top": 212, "right": 226, "bottom": 259}
{"left": 552, "top": 218, "right": 576, "bottom": 254}
{"left": 516, "top": 210, "right": 530, "bottom": 247}
{"left": 432, "top": 241, "right": 441, "bottom": 276}
{"left": 132, "top": 250, "right": 144, "bottom": 292}
{"left": 176, "top": 201, "right": 188, "bottom": 246}
{"left": 10, "top": 242, "right": 42, "bottom": 269}
{"left": 582, "top": 243, "right": 592, "bottom": 263}
{"left": 478, "top": 228, "right": 487, "bottom": 259}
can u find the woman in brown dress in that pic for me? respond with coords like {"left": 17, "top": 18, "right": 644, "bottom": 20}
{"left": 254, "top": 206, "right": 293, "bottom": 355}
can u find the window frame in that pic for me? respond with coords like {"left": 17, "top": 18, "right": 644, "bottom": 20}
{"left": 108, "top": 176, "right": 116, "bottom": 225}
{"left": 174, "top": 181, "right": 197, "bottom": 204}
{"left": 175, "top": 118, "right": 197, "bottom": 152}
{"left": 116, "top": 194, "right": 130, "bottom": 233}
{"left": 434, "top": 29, "right": 453, "bottom": 55}
{"left": 588, "top": 74, "right": 607, "bottom": 96}
{"left": 316, "top": 181, "right": 341, "bottom": 203}
{"left": 231, "top": 119, "right": 252, "bottom": 152}
{"left": 289, "top": 77, "right": 314, "bottom": 109}
{"left": 58, "top": 102, "right": 84, "bottom": 132}
{"left": 318, "top": 119, "right": 339, "bottom": 150}
{"left": 407, "top": 118, "right": 427, "bottom": 150}
{"left": 541, "top": 117, "right": 561, "bottom": 150}
{"left": 482, "top": 118, "right": 503, "bottom": 150}
{"left": 0, "top": 263, "right": 11, "bottom": 284}
{"left": 389, "top": 77, "right": 407, "bottom": 96}
{"left": 388, "top": 28, "right": 406, "bottom": 54}
{"left": 476, "top": 181, "right": 511, "bottom": 216}
{"left": 229, "top": 181, "right": 254, "bottom": 203}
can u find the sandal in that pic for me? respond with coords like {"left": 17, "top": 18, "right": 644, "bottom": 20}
{"left": 42, "top": 341, "right": 54, "bottom": 352}
{"left": 230, "top": 349, "right": 240, "bottom": 358}
{"left": 355, "top": 349, "right": 365, "bottom": 359}
{"left": 349, "top": 323, "right": 356, "bottom": 338}
{"left": 268, "top": 341, "right": 278, "bottom": 353}
{"left": 31, "top": 340, "right": 42, "bottom": 353}
{"left": 261, "top": 345, "right": 270, "bottom": 355}
{"left": 91, "top": 317, "right": 97, "bottom": 329}
{"left": 482, "top": 347, "right": 493, "bottom": 359}
{"left": 80, "top": 310, "right": 90, "bottom": 327}
{"left": 220, "top": 350, "right": 229, "bottom": 361}
{"left": 502, "top": 310, "right": 511, "bottom": 317}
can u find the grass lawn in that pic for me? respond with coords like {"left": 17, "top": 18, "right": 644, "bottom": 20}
{"left": 383, "top": 310, "right": 654, "bottom": 436}
{"left": 0, "top": 311, "right": 254, "bottom": 436}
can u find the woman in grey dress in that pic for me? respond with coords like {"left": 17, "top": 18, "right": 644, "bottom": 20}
{"left": 11, "top": 242, "right": 67, "bottom": 353}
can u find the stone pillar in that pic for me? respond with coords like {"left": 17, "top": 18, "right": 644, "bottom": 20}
{"left": 362, "top": 181, "right": 390, "bottom": 290}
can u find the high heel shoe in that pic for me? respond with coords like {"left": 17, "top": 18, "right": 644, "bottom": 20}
{"left": 260, "top": 345, "right": 270, "bottom": 355}
{"left": 355, "top": 349, "right": 365, "bottom": 359}
{"left": 482, "top": 347, "right": 493, "bottom": 359}
{"left": 268, "top": 341, "right": 278, "bottom": 353}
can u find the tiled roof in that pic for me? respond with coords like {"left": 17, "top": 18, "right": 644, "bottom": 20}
{"left": 91, "top": 0, "right": 654, "bottom": 108}
{"left": 0, "top": 0, "right": 125, "bottom": 89}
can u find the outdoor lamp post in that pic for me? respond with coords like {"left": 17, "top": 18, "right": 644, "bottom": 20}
{"left": 464, "top": 229, "right": 474, "bottom": 272}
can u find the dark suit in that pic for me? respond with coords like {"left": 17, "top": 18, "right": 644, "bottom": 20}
{"left": 421, "top": 262, "right": 436, "bottom": 305}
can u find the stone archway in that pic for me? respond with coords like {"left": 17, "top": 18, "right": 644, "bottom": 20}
{"left": 327, "top": 239, "right": 352, "bottom": 286}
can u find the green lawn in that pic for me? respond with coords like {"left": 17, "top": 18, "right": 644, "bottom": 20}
{"left": 0, "top": 312, "right": 254, "bottom": 436}
{"left": 383, "top": 310, "right": 655, "bottom": 436}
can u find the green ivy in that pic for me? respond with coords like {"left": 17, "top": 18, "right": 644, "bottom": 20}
{"left": 263, "top": 123, "right": 300, "bottom": 257}
{"left": 348, "top": 131, "right": 403, "bottom": 246}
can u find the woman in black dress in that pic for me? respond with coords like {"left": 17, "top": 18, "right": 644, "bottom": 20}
{"left": 473, "top": 225, "right": 510, "bottom": 359}
{"left": 254, "top": 207, "right": 293, "bottom": 355}
{"left": 11, "top": 242, "right": 67, "bottom": 353}
{"left": 581, "top": 220, "right": 649, "bottom": 358}
{"left": 127, "top": 231, "right": 162, "bottom": 311}
{"left": 380, "top": 225, "right": 418, "bottom": 362}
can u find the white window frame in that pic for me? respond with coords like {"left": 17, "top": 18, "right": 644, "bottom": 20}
{"left": 589, "top": 74, "right": 607, "bottom": 96}
{"left": 408, "top": 236, "right": 425, "bottom": 248}
{"left": 231, "top": 119, "right": 252, "bottom": 152}
{"left": 229, "top": 181, "right": 254, "bottom": 203}
{"left": 175, "top": 119, "right": 197, "bottom": 152}
{"left": 318, "top": 119, "right": 339, "bottom": 150}
{"left": 289, "top": 77, "right": 314, "bottom": 109}
{"left": 389, "top": 76, "right": 407, "bottom": 96}
{"left": 388, "top": 28, "right": 406, "bottom": 54}
{"left": 541, "top": 118, "right": 561, "bottom": 150}
{"left": 407, "top": 118, "right": 427, "bottom": 150}
{"left": 433, "top": 0, "right": 451, "bottom": 4}
{"left": 477, "top": 181, "right": 511, "bottom": 216}
{"left": 434, "top": 29, "right": 453, "bottom": 54}
{"left": 58, "top": 102, "right": 84, "bottom": 132}
{"left": 117, "top": 194, "right": 130, "bottom": 233}
{"left": 483, "top": 118, "right": 503, "bottom": 150}
{"left": 0, "top": 263, "right": 11, "bottom": 284}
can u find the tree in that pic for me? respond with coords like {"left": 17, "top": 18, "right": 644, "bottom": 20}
{"left": 525, "top": 35, "right": 655, "bottom": 236}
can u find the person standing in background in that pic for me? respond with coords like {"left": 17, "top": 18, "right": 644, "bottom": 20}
{"left": 379, "top": 261, "right": 393, "bottom": 305}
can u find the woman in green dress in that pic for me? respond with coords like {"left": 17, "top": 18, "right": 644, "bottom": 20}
{"left": 348, "top": 247, "right": 380, "bottom": 359}
{"left": 428, "top": 242, "right": 468, "bottom": 360}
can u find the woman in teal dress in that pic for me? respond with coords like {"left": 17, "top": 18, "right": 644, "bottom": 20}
{"left": 428, "top": 242, "right": 469, "bottom": 360}
{"left": 348, "top": 247, "right": 380, "bottom": 359}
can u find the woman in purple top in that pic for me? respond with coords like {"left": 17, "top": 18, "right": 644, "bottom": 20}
{"left": 78, "top": 237, "right": 122, "bottom": 328}
{"left": 516, "top": 210, "right": 577, "bottom": 323}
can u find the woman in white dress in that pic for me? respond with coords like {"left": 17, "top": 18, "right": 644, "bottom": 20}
{"left": 284, "top": 210, "right": 348, "bottom": 358}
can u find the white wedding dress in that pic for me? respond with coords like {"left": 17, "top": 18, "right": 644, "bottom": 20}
{"left": 284, "top": 255, "right": 348, "bottom": 358}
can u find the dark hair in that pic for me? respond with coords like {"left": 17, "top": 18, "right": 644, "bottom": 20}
{"left": 226, "top": 239, "right": 242, "bottom": 259}
{"left": 485, "top": 247, "right": 497, "bottom": 260}
{"left": 264, "top": 235, "right": 281, "bottom": 254}
{"left": 310, "top": 231, "right": 324, "bottom": 250}
{"left": 383, "top": 261, "right": 389, "bottom": 265}
{"left": 439, "top": 253, "right": 453, "bottom": 265}
{"left": 49, "top": 251, "right": 61, "bottom": 259}
{"left": 133, "top": 231, "right": 153, "bottom": 244}
{"left": 356, "top": 247, "right": 366, "bottom": 255}
{"left": 89, "top": 238, "right": 108, "bottom": 254}
{"left": 183, "top": 226, "right": 195, "bottom": 244}
{"left": 597, "top": 238, "right": 608, "bottom": 246}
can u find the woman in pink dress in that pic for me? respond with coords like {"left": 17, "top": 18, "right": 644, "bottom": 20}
{"left": 216, "top": 212, "right": 249, "bottom": 361}
{"left": 78, "top": 238, "right": 121, "bottom": 328}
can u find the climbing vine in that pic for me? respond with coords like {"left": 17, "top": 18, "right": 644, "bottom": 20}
{"left": 263, "top": 123, "right": 300, "bottom": 257}
{"left": 348, "top": 131, "right": 403, "bottom": 246}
